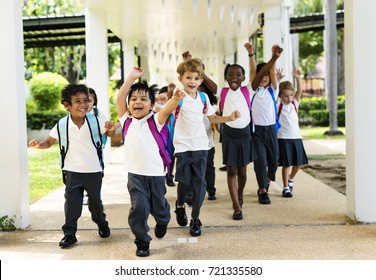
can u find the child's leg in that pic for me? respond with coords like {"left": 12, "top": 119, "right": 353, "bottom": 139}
{"left": 227, "top": 166, "right": 240, "bottom": 210}
{"left": 190, "top": 150, "right": 208, "bottom": 220}
{"left": 84, "top": 172, "right": 108, "bottom": 227}
{"left": 150, "top": 176, "right": 171, "bottom": 226}
{"left": 281, "top": 166, "right": 291, "bottom": 188}
{"left": 62, "top": 171, "right": 84, "bottom": 236}
{"left": 127, "top": 173, "right": 152, "bottom": 245}
{"left": 237, "top": 166, "right": 247, "bottom": 204}
{"left": 288, "top": 166, "right": 300, "bottom": 189}
{"left": 205, "top": 147, "right": 216, "bottom": 197}
{"left": 175, "top": 151, "right": 192, "bottom": 207}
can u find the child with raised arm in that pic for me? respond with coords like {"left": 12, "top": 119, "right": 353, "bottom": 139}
{"left": 117, "top": 66, "right": 184, "bottom": 257}
{"left": 186, "top": 51, "right": 255, "bottom": 221}
{"left": 277, "top": 68, "right": 308, "bottom": 197}
{"left": 246, "top": 42, "right": 283, "bottom": 205}
{"left": 174, "top": 57, "right": 240, "bottom": 235}
{"left": 28, "top": 84, "right": 114, "bottom": 249}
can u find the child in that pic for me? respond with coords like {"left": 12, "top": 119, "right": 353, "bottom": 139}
{"left": 246, "top": 42, "right": 283, "bottom": 204}
{"left": 174, "top": 56, "right": 240, "bottom": 235}
{"left": 277, "top": 68, "right": 308, "bottom": 197}
{"left": 28, "top": 84, "right": 114, "bottom": 248}
{"left": 187, "top": 52, "right": 256, "bottom": 220}
{"left": 116, "top": 66, "right": 184, "bottom": 257}
{"left": 83, "top": 87, "right": 116, "bottom": 205}
{"left": 156, "top": 85, "right": 177, "bottom": 187}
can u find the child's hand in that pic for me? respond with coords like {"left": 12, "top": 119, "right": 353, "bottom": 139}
{"left": 155, "top": 93, "right": 169, "bottom": 105}
{"left": 272, "top": 44, "right": 283, "bottom": 57}
{"left": 182, "top": 51, "right": 192, "bottom": 62}
{"left": 172, "top": 87, "right": 186, "bottom": 100}
{"left": 244, "top": 42, "right": 254, "bottom": 55}
{"left": 292, "top": 68, "right": 301, "bottom": 79}
{"left": 229, "top": 110, "right": 241, "bottom": 121}
{"left": 276, "top": 68, "right": 285, "bottom": 82}
{"left": 105, "top": 121, "right": 115, "bottom": 132}
{"left": 28, "top": 139, "right": 40, "bottom": 148}
{"left": 129, "top": 66, "right": 144, "bottom": 79}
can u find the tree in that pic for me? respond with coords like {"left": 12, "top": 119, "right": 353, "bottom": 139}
{"left": 324, "top": 0, "right": 342, "bottom": 135}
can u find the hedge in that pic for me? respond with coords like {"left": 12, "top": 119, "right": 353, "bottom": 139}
{"left": 27, "top": 111, "right": 68, "bottom": 130}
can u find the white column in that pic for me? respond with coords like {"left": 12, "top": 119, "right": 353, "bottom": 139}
{"left": 0, "top": 0, "right": 29, "bottom": 229}
{"left": 345, "top": 0, "right": 376, "bottom": 222}
{"left": 85, "top": 7, "right": 111, "bottom": 162}
{"left": 263, "top": 2, "right": 292, "bottom": 81}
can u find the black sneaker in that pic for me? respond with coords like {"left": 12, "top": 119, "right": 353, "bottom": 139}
{"left": 59, "top": 235, "right": 77, "bottom": 248}
{"left": 175, "top": 201, "right": 188, "bottom": 226}
{"left": 98, "top": 225, "right": 111, "bottom": 238}
{"left": 136, "top": 245, "right": 150, "bottom": 257}
{"left": 282, "top": 188, "right": 293, "bottom": 198}
{"left": 154, "top": 224, "right": 167, "bottom": 239}
{"left": 189, "top": 218, "right": 202, "bottom": 236}
{"left": 258, "top": 190, "right": 271, "bottom": 204}
{"left": 219, "top": 166, "right": 227, "bottom": 171}
{"left": 232, "top": 210, "right": 243, "bottom": 220}
{"left": 208, "top": 193, "right": 216, "bottom": 200}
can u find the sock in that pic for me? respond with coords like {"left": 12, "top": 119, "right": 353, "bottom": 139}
{"left": 288, "top": 178, "right": 294, "bottom": 189}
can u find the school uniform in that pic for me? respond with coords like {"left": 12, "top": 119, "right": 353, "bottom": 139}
{"left": 251, "top": 86, "right": 280, "bottom": 189}
{"left": 277, "top": 99, "right": 308, "bottom": 167}
{"left": 204, "top": 116, "right": 216, "bottom": 196}
{"left": 173, "top": 92, "right": 215, "bottom": 220}
{"left": 49, "top": 115, "right": 109, "bottom": 236}
{"left": 217, "top": 85, "right": 256, "bottom": 167}
{"left": 119, "top": 111, "right": 170, "bottom": 246}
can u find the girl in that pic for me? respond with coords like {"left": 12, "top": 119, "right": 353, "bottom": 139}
{"left": 277, "top": 69, "right": 308, "bottom": 197}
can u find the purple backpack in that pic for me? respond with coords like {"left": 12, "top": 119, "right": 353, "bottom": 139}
{"left": 122, "top": 113, "right": 171, "bottom": 173}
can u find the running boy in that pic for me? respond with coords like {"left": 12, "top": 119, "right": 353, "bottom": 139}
{"left": 117, "top": 66, "right": 185, "bottom": 257}
{"left": 28, "top": 84, "right": 114, "bottom": 248}
{"left": 174, "top": 57, "right": 240, "bottom": 236}
{"left": 277, "top": 68, "right": 308, "bottom": 197}
{"left": 246, "top": 43, "right": 283, "bottom": 204}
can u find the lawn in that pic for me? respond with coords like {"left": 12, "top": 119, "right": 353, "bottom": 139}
{"left": 28, "top": 144, "right": 62, "bottom": 204}
{"left": 300, "top": 126, "right": 346, "bottom": 140}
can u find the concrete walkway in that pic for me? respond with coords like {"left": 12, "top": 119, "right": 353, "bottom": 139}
{"left": 2, "top": 138, "right": 376, "bottom": 261}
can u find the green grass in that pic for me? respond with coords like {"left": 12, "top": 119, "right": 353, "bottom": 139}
{"left": 28, "top": 144, "right": 62, "bottom": 204}
{"left": 301, "top": 126, "right": 346, "bottom": 140}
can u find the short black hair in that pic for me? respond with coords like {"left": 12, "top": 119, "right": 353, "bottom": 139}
{"left": 224, "top": 63, "right": 245, "bottom": 79}
{"left": 61, "top": 84, "right": 89, "bottom": 105}
{"left": 128, "top": 80, "right": 159, "bottom": 106}
{"left": 159, "top": 86, "right": 168, "bottom": 94}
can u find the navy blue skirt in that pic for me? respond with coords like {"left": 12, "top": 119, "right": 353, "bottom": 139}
{"left": 222, "top": 124, "right": 256, "bottom": 167}
{"left": 278, "top": 138, "right": 308, "bottom": 167}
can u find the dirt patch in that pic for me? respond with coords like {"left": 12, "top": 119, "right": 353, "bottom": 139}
{"left": 301, "top": 155, "right": 346, "bottom": 195}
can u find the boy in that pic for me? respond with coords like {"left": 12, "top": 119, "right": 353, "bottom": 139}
{"left": 174, "top": 57, "right": 240, "bottom": 236}
{"left": 29, "top": 84, "right": 114, "bottom": 248}
{"left": 246, "top": 43, "right": 283, "bottom": 204}
{"left": 117, "top": 66, "right": 185, "bottom": 257}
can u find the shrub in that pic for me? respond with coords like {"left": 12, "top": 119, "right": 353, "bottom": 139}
{"left": 309, "top": 109, "right": 345, "bottom": 126}
{"left": 29, "top": 72, "right": 68, "bottom": 111}
{"left": 27, "top": 111, "right": 68, "bottom": 130}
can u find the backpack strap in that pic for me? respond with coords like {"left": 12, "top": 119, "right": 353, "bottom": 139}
{"left": 57, "top": 115, "right": 69, "bottom": 169}
{"left": 85, "top": 113, "right": 104, "bottom": 170}
{"left": 220, "top": 87, "right": 251, "bottom": 114}
{"left": 174, "top": 91, "right": 207, "bottom": 124}
{"left": 267, "top": 87, "right": 281, "bottom": 133}
{"left": 277, "top": 101, "right": 298, "bottom": 119}
{"left": 147, "top": 115, "right": 172, "bottom": 173}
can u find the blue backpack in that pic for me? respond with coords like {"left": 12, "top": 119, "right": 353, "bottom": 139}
{"left": 251, "top": 87, "right": 281, "bottom": 134}
{"left": 57, "top": 113, "right": 104, "bottom": 171}
{"left": 122, "top": 113, "right": 172, "bottom": 174}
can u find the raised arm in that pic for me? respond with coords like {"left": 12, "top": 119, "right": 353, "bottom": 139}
{"left": 116, "top": 67, "right": 144, "bottom": 118}
{"left": 244, "top": 42, "right": 256, "bottom": 82}
{"left": 293, "top": 68, "right": 302, "bottom": 102}
{"left": 270, "top": 45, "right": 281, "bottom": 90}
{"left": 251, "top": 44, "right": 283, "bottom": 91}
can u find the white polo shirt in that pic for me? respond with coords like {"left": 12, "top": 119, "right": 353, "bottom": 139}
{"left": 173, "top": 92, "right": 216, "bottom": 153}
{"left": 277, "top": 99, "right": 302, "bottom": 139}
{"left": 50, "top": 114, "right": 107, "bottom": 173}
{"left": 250, "top": 86, "right": 279, "bottom": 126}
{"left": 119, "top": 111, "right": 165, "bottom": 176}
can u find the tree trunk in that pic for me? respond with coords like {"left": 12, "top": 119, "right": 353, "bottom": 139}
{"left": 324, "top": 0, "right": 342, "bottom": 135}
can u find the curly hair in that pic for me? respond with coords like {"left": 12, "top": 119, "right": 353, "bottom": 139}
{"left": 61, "top": 84, "right": 89, "bottom": 105}
{"left": 176, "top": 58, "right": 204, "bottom": 78}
